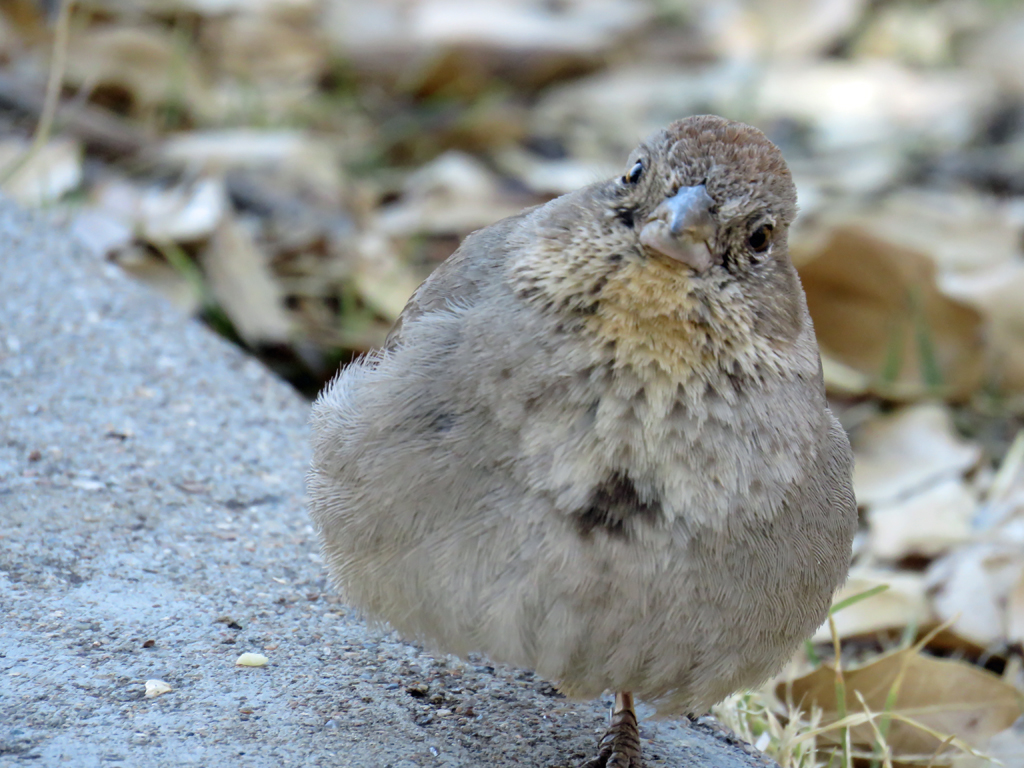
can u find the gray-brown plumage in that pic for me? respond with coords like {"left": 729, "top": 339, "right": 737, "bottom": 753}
{"left": 308, "top": 115, "right": 857, "bottom": 767}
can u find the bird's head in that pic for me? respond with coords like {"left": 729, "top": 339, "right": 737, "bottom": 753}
{"left": 514, "top": 115, "right": 810, "bottom": 381}
{"left": 619, "top": 115, "right": 797, "bottom": 278}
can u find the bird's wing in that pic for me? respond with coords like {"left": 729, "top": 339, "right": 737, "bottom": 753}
{"left": 383, "top": 209, "right": 534, "bottom": 351}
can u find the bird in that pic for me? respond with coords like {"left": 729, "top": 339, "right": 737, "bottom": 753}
{"left": 307, "top": 114, "right": 858, "bottom": 768}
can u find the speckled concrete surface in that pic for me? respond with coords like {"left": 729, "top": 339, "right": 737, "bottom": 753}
{"left": 0, "top": 199, "right": 777, "bottom": 768}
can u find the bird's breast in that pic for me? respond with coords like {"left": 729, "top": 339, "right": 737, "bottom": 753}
{"left": 511, "top": 353, "right": 818, "bottom": 534}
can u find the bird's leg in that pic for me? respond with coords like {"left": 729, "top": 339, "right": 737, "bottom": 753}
{"left": 580, "top": 691, "right": 643, "bottom": 768}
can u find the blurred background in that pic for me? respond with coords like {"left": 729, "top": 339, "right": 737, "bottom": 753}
{"left": 4, "top": 0, "right": 1024, "bottom": 765}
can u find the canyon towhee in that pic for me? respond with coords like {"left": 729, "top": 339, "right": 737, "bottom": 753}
{"left": 308, "top": 115, "right": 857, "bottom": 767}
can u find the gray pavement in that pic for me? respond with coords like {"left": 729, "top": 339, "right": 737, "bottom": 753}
{"left": 0, "top": 198, "right": 776, "bottom": 768}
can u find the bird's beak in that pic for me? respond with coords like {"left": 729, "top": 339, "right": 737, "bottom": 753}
{"left": 639, "top": 184, "right": 716, "bottom": 272}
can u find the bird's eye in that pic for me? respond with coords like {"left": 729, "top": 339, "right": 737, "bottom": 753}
{"left": 747, "top": 223, "right": 773, "bottom": 253}
{"left": 623, "top": 160, "right": 644, "bottom": 185}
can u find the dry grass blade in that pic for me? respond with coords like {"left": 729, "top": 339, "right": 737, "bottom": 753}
{"left": 0, "top": 0, "right": 74, "bottom": 185}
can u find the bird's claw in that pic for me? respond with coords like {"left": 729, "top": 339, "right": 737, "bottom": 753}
{"left": 578, "top": 696, "right": 643, "bottom": 768}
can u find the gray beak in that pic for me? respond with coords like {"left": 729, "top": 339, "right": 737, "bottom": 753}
{"left": 639, "top": 184, "right": 717, "bottom": 272}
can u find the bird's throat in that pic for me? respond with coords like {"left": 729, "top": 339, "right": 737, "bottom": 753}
{"left": 586, "top": 257, "right": 753, "bottom": 381}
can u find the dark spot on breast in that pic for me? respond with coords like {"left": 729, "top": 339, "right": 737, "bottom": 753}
{"left": 608, "top": 253, "right": 623, "bottom": 263}
{"left": 574, "top": 472, "right": 662, "bottom": 538}
{"left": 615, "top": 208, "right": 635, "bottom": 229}
{"left": 518, "top": 285, "right": 541, "bottom": 300}
{"left": 429, "top": 412, "right": 456, "bottom": 433}
{"left": 588, "top": 275, "right": 608, "bottom": 296}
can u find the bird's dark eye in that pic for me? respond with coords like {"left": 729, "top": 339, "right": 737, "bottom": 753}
{"left": 623, "top": 160, "right": 644, "bottom": 185}
{"left": 747, "top": 223, "right": 773, "bottom": 253}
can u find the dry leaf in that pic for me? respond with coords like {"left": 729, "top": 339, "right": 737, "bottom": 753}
{"left": 0, "top": 138, "right": 82, "bottom": 206}
{"left": 160, "top": 131, "right": 349, "bottom": 208}
{"left": 812, "top": 569, "right": 932, "bottom": 642}
{"left": 798, "top": 226, "right": 985, "bottom": 401}
{"left": 928, "top": 544, "right": 1024, "bottom": 646}
{"left": 535, "top": 60, "right": 994, "bottom": 167}
{"left": 868, "top": 478, "right": 978, "bottom": 561}
{"left": 350, "top": 232, "right": 422, "bottom": 322}
{"left": 852, "top": 404, "right": 982, "bottom": 507}
{"left": 201, "top": 215, "right": 291, "bottom": 345}
{"left": 696, "top": 0, "right": 868, "bottom": 60}
{"left": 204, "top": 14, "right": 327, "bottom": 85}
{"left": 323, "top": 0, "right": 650, "bottom": 90}
{"left": 532, "top": 65, "right": 748, "bottom": 164}
{"left": 852, "top": 2, "right": 956, "bottom": 66}
{"left": 92, "top": 176, "right": 227, "bottom": 243}
{"left": 495, "top": 146, "right": 616, "bottom": 196}
{"left": 796, "top": 190, "right": 1024, "bottom": 398}
{"left": 819, "top": 353, "right": 871, "bottom": 396}
{"left": 375, "top": 151, "right": 526, "bottom": 237}
{"left": 105, "top": 0, "right": 317, "bottom": 13}
{"left": 782, "top": 648, "right": 1023, "bottom": 759}
{"left": 965, "top": 11, "right": 1024, "bottom": 99}
{"left": 158, "top": 129, "right": 309, "bottom": 171}
{"left": 942, "top": 262, "right": 1024, "bottom": 397}
{"left": 756, "top": 61, "right": 994, "bottom": 152}
{"left": 854, "top": 189, "right": 1020, "bottom": 276}
{"left": 952, "top": 722, "right": 1024, "bottom": 768}
{"left": 65, "top": 25, "right": 210, "bottom": 118}
{"left": 408, "top": 0, "right": 650, "bottom": 53}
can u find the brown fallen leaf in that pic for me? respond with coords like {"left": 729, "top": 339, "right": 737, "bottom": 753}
{"left": 798, "top": 226, "right": 985, "bottom": 401}
{"left": 942, "top": 262, "right": 1024, "bottom": 399}
{"left": 781, "top": 648, "right": 1023, "bottom": 761}
{"left": 203, "top": 13, "right": 327, "bottom": 86}
{"left": 201, "top": 215, "right": 291, "bottom": 345}
{"left": 350, "top": 231, "right": 422, "bottom": 322}
{"left": 64, "top": 25, "right": 211, "bottom": 119}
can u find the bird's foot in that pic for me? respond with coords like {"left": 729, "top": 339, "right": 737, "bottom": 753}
{"left": 579, "top": 692, "right": 643, "bottom": 768}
